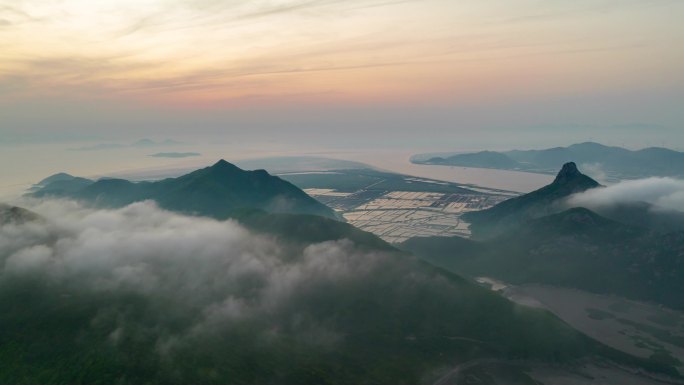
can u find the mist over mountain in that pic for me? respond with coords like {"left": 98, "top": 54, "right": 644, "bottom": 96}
{"left": 4, "top": 0, "right": 684, "bottom": 382}
{"left": 464, "top": 161, "right": 684, "bottom": 238}
{"left": 0, "top": 204, "right": 41, "bottom": 225}
{"left": 415, "top": 142, "right": 684, "bottom": 180}
{"left": 406, "top": 162, "right": 684, "bottom": 311}
{"left": 0, "top": 200, "right": 622, "bottom": 384}
{"left": 30, "top": 160, "right": 339, "bottom": 221}
{"left": 463, "top": 162, "right": 600, "bottom": 238}
{"left": 564, "top": 177, "right": 684, "bottom": 232}
{"left": 405, "top": 207, "right": 684, "bottom": 310}
{"left": 4, "top": 160, "right": 684, "bottom": 382}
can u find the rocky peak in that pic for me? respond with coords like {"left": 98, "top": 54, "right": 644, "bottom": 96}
{"left": 553, "top": 162, "right": 581, "bottom": 183}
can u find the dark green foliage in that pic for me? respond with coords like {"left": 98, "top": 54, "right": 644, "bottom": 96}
{"left": 591, "top": 201, "right": 684, "bottom": 233}
{"left": 30, "top": 160, "right": 340, "bottom": 220}
{"left": 0, "top": 247, "right": 596, "bottom": 384}
{"left": 13, "top": 159, "right": 682, "bottom": 383}
{"left": 0, "top": 200, "right": 610, "bottom": 384}
{"left": 463, "top": 162, "right": 600, "bottom": 238}
{"left": 0, "top": 204, "right": 42, "bottom": 225}
{"left": 586, "top": 308, "right": 616, "bottom": 320}
{"left": 403, "top": 207, "right": 684, "bottom": 310}
{"left": 234, "top": 210, "right": 396, "bottom": 252}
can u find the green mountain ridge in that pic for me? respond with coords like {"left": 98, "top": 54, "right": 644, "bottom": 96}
{"left": 9, "top": 161, "right": 683, "bottom": 382}
{"left": 463, "top": 162, "right": 600, "bottom": 237}
{"left": 415, "top": 142, "right": 684, "bottom": 179}
{"left": 1, "top": 202, "right": 652, "bottom": 384}
{"left": 404, "top": 206, "right": 684, "bottom": 311}
{"left": 30, "top": 159, "right": 340, "bottom": 221}
{"left": 404, "top": 163, "right": 684, "bottom": 311}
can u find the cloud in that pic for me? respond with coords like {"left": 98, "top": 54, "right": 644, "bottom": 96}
{"left": 0, "top": 198, "right": 597, "bottom": 382}
{"left": 492, "top": 0, "right": 679, "bottom": 25}
{"left": 567, "top": 177, "right": 684, "bottom": 212}
{"left": 149, "top": 152, "right": 200, "bottom": 158}
{"left": 0, "top": 199, "right": 389, "bottom": 352}
{"left": 578, "top": 162, "right": 609, "bottom": 184}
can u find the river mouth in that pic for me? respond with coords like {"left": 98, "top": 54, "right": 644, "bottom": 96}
{"left": 476, "top": 277, "right": 684, "bottom": 371}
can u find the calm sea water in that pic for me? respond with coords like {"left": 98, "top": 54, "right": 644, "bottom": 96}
{"left": 0, "top": 142, "right": 296, "bottom": 200}
{"left": 324, "top": 150, "right": 552, "bottom": 193}
{"left": 0, "top": 143, "right": 550, "bottom": 200}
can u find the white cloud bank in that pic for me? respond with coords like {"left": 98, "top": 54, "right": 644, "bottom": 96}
{"left": 0, "top": 199, "right": 390, "bottom": 351}
{"left": 567, "top": 177, "right": 684, "bottom": 212}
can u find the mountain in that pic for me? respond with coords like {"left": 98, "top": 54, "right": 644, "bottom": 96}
{"left": 409, "top": 162, "right": 684, "bottom": 309}
{"left": 403, "top": 207, "right": 684, "bottom": 311}
{"left": 31, "top": 173, "right": 94, "bottom": 194}
{"left": 0, "top": 204, "right": 41, "bottom": 225}
{"left": 590, "top": 201, "right": 684, "bottom": 233}
{"left": 234, "top": 210, "right": 396, "bottom": 251}
{"left": 10, "top": 166, "right": 682, "bottom": 383}
{"left": 3, "top": 202, "right": 663, "bottom": 384}
{"left": 463, "top": 162, "right": 600, "bottom": 237}
{"left": 427, "top": 151, "right": 521, "bottom": 169}
{"left": 413, "top": 142, "right": 684, "bottom": 179}
{"left": 30, "top": 160, "right": 340, "bottom": 221}
{"left": 36, "top": 172, "right": 86, "bottom": 186}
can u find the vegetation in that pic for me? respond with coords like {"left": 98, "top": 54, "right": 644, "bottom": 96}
{"left": 0, "top": 204, "right": 42, "bottom": 225}
{"left": 30, "top": 160, "right": 340, "bottom": 220}
{"left": 405, "top": 206, "right": 684, "bottom": 310}
{"left": 11, "top": 160, "right": 683, "bottom": 383}
{"left": 0, "top": 218, "right": 602, "bottom": 384}
{"left": 415, "top": 142, "right": 684, "bottom": 179}
{"left": 234, "top": 209, "right": 397, "bottom": 252}
{"left": 463, "top": 162, "right": 600, "bottom": 237}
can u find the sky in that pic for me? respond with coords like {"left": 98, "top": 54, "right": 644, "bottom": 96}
{"left": 1, "top": 0, "right": 683, "bottom": 149}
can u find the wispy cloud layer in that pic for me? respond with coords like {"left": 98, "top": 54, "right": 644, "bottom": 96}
{"left": 568, "top": 177, "right": 684, "bottom": 212}
{"left": 0, "top": 199, "right": 391, "bottom": 351}
{"left": 1, "top": 0, "right": 682, "bottom": 106}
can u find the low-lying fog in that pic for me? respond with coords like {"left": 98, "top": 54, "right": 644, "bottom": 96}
{"left": 568, "top": 177, "right": 684, "bottom": 213}
{"left": 1, "top": 198, "right": 395, "bottom": 354}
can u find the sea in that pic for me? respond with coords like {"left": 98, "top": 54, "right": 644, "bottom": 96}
{"left": 0, "top": 142, "right": 552, "bottom": 201}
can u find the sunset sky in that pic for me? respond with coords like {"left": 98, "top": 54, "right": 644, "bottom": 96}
{"left": 1, "top": 0, "right": 683, "bottom": 148}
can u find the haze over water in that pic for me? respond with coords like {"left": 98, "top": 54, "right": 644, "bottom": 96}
{"left": 0, "top": 141, "right": 552, "bottom": 200}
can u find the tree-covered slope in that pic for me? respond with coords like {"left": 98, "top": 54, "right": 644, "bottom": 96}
{"left": 463, "top": 162, "right": 600, "bottom": 237}
{"left": 404, "top": 207, "right": 684, "bottom": 310}
{"left": 30, "top": 160, "right": 340, "bottom": 220}
{"left": 0, "top": 201, "right": 632, "bottom": 385}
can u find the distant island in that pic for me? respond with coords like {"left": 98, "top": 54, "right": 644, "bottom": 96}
{"left": 149, "top": 152, "right": 200, "bottom": 158}
{"left": 412, "top": 142, "right": 684, "bottom": 180}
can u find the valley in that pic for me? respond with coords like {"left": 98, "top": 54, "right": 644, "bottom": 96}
{"left": 279, "top": 169, "right": 512, "bottom": 243}
{"left": 307, "top": 187, "right": 507, "bottom": 243}
{"left": 477, "top": 278, "right": 684, "bottom": 368}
